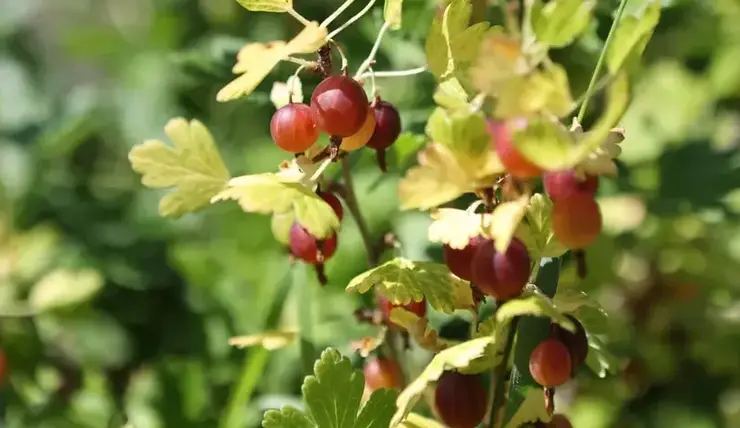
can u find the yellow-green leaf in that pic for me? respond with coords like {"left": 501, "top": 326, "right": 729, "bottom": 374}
{"left": 211, "top": 173, "right": 339, "bottom": 239}
{"left": 270, "top": 76, "right": 303, "bottom": 109}
{"left": 345, "top": 258, "right": 474, "bottom": 313}
{"left": 218, "top": 22, "right": 327, "bottom": 102}
{"left": 398, "top": 143, "right": 502, "bottom": 211}
{"left": 496, "top": 287, "right": 575, "bottom": 331}
{"left": 428, "top": 208, "right": 491, "bottom": 250}
{"left": 229, "top": 330, "right": 298, "bottom": 350}
{"left": 29, "top": 268, "right": 103, "bottom": 312}
{"left": 484, "top": 195, "right": 529, "bottom": 253}
{"left": 426, "top": 108, "right": 490, "bottom": 158}
{"left": 389, "top": 308, "right": 452, "bottom": 352}
{"left": 390, "top": 337, "right": 497, "bottom": 427}
{"left": 425, "top": 0, "right": 490, "bottom": 81}
{"left": 531, "top": 0, "right": 595, "bottom": 48}
{"left": 511, "top": 116, "right": 575, "bottom": 170}
{"left": 384, "top": 0, "right": 403, "bottom": 30}
{"left": 606, "top": 1, "right": 661, "bottom": 75}
{"left": 495, "top": 62, "right": 574, "bottom": 119}
{"left": 585, "top": 334, "right": 620, "bottom": 378}
{"left": 515, "top": 194, "right": 567, "bottom": 259}
{"left": 471, "top": 28, "right": 529, "bottom": 97}
{"left": 271, "top": 211, "right": 295, "bottom": 245}
{"left": 129, "top": 118, "right": 230, "bottom": 218}
{"left": 504, "top": 388, "right": 551, "bottom": 428}
{"left": 433, "top": 77, "right": 469, "bottom": 110}
{"left": 236, "top": 0, "right": 292, "bottom": 13}
{"left": 397, "top": 413, "right": 447, "bottom": 428}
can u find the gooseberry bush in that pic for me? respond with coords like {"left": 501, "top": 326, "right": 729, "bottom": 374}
{"left": 128, "top": 0, "right": 661, "bottom": 426}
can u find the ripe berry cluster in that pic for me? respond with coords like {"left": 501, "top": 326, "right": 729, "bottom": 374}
{"left": 529, "top": 315, "right": 589, "bottom": 388}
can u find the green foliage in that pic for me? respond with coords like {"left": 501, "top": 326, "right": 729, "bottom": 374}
{"left": 530, "top": 0, "right": 595, "bottom": 48}
{"left": 346, "top": 258, "right": 474, "bottom": 313}
{"left": 262, "top": 348, "right": 398, "bottom": 428}
{"left": 384, "top": 0, "right": 404, "bottom": 30}
{"left": 236, "top": 0, "right": 293, "bottom": 13}
{"left": 606, "top": 1, "right": 662, "bottom": 74}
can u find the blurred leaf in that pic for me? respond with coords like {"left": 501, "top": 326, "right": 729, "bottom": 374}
{"left": 428, "top": 208, "right": 490, "bottom": 250}
{"left": 585, "top": 334, "right": 620, "bottom": 378}
{"left": 552, "top": 287, "right": 609, "bottom": 334}
{"left": 218, "top": 23, "right": 326, "bottom": 102}
{"left": 398, "top": 143, "right": 502, "bottom": 211}
{"left": 494, "top": 62, "right": 574, "bottom": 118}
{"left": 271, "top": 76, "right": 303, "bottom": 109}
{"left": 598, "top": 195, "right": 647, "bottom": 235}
{"left": 425, "top": 0, "right": 490, "bottom": 81}
{"left": 262, "top": 406, "right": 313, "bottom": 428}
{"left": 346, "top": 258, "right": 474, "bottom": 313}
{"left": 29, "top": 268, "right": 103, "bottom": 312}
{"left": 129, "top": 118, "right": 230, "bottom": 218}
{"left": 504, "top": 388, "right": 550, "bottom": 428}
{"left": 426, "top": 107, "right": 489, "bottom": 158}
{"left": 531, "top": 0, "right": 595, "bottom": 48}
{"left": 390, "top": 337, "right": 498, "bottom": 426}
{"left": 397, "top": 413, "right": 447, "bottom": 428}
{"left": 471, "top": 29, "right": 529, "bottom": 97}
{"left": 271, "top": 211, "right": 296, "bottom": 245}
{"left": 511, "top": 117, "right": 575, "bottom": 170}
{"left": 433, "top": 77, "right": 469, "bottom": 110}
{"left": 496, "top": 287, "right": 575, "bottom": 330}
{"left": 211, "top": 173, "right": 339, "bottom": 239}
{"left": 236, "top": 0, "right": 292, "bottom": 13}
{"left": 573, "top": 123, "right": 624, "bottom": 176}
{"left": 350, "top": 327, "right": 387, "bottom": 358}
{"left": 515, "top": 194, "right": 567, "bottom": 259}
{"left": 389, "top": 307, "right": 452, "bottom": 352}
{"left": 384, "top": 0, "right": 403, "bottom": 30}
{"left": 229, "top": 330, "right": 298, "bottom": 350}
{"left": 263, "top": 348, "right": 398, "bottom": 427}
{"left": 483, "top": 195, "right": 530, "bottom": 253}
{"left": 605, "top": 1, "right": 661, "bottom": 74}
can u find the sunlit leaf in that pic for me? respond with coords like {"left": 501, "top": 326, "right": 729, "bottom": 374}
{"left": 428, "top": 208, "right": 491, "bottom": 250}
{"left": 515, "top": 194, "right": 567, "bottom": 259}
{"left": 483, "top": 195, "right": 529, "bottom": 253}
{"left": 552, "top": 286, "right": 609, "bottom": 334}
{"left": 29, "top": 268, "right": 103, "bottom": 312}
{"left": 571, "top": 121, "right": 624, "bottom": 176}
{"left": 511, "top": 116, "right": 575, "bottom": 170}
{"left": 384, "top": 0, "right": 403, "bottom": 30}
{"left": 218, "top": 23, "right": 327, "bottom": 102}
{"left": 390, "top": 337, "right": 498, "bottom": 427}
{"left": 426, "top": 108, "right": 490, "bottom": 159}
{"left": 270, "top": 76, "right": 303, "bottom": 109}
{"left": 211, "top": 173, "right": 339, "bottom": 239}
{"left": 606, "top": 1, "right": 661, "bottom": 74}
{"left": 345, "top": 258, "right": 474, "bottom": 313}
{"left": 494, "top": 62, "right": 574, "bottom": 119}
{"left": 433, "top": 77, "right": 469, "bottom": 110}
{"left": 128, "top": 118, "right": 230, "bottom": 218}
{"left": 496, "top": 287, "right": 575, "bottom": 331}
{"left": 398, "top": 143, "right": 502, "bottom": 211}
{"left": 271, "top": 211, "right": 296, "bottom": 245}
{"left": 236, "top": 0, "right": 292, "bottom": 13}
{"left": 471, "top": 29, "right": 529, "bottom": 97}
{"left": 504, "top": 388, "right": 550, "bottom": 428}
{"left": 531, "top": 0, "right": 595, "bottom": 48}
{"left": 425, "top": 0, "right": 490, "bottom": 81}
{"left": 229, "top": 330, "right": 298, "bottom": 350}
{"left": 389, "top": 308, "right": 454, "bottom": 352}
{"left": 585, "top": 334, "right": 620, "bottom": 378}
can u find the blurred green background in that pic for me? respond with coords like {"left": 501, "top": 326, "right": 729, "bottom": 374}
{"left": 0, "top": 0, "right": 739, "bottom": 427}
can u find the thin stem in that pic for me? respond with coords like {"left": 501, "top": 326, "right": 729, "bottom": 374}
{"left": 330, "top": 41, "right": 349, "bottom": 71}
{"left": 321, "top": 0, "right": 355, "bottom": 28}
{"left": 355, "top": 66, "right": 428, "bottom": 81}
{"left": 310, "top": 157, "right": 333, "bottom": 182}
{"left": 354, "top": 21, "right": 390, "bottom": 78}
{"left": 326, "top": 0, "right": 377, "bottom": 40}
{"left": 489, "top": 317, "right": 520, "bottom": 428}
{"left": 576, "top": 0, "right": 630, "bottom": 123}
{"left": 286, "top": 8, "right": 313, "bottom": 27}
{"left": 340, "top": 156, "right": 379, "bottom": 266}
{"left": 367, "top": 67, "right": 378, "bottom": 97}
{"left": 284, "top": 56, "right": 317, "bottom": 68}
{"left": 568, "top": 74, "right": 614, "bottom": 118}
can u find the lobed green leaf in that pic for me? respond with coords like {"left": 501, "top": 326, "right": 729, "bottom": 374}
{"left": 606, "top": 1, "right": 661, "bottom": 75}
{"left": 531, "top": 0, "right": 595, "bottom": 48}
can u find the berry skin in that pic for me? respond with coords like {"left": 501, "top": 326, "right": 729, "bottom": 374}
{"left": 378, "top": 295, "right": 426, "bottom": 330}
{"left": 552, "top": 195, "right": 602, "bottom": 249}
{"left": 551, "top": 315, "right": 589, "bottom": 373}
{"left": 363, "top": 356, "right": 403, "bottom": 391}
{"left": 270, "top": 103, "right": 319, "bottom": 153}
{"left": 543, "top": 169, "right": 599, "bottom": 201}
{"left": 470, "top": 238, "right": 531, "bottom": 300}
{"left": 434, "top": 371, "right": 488, "bottom": 428}
{"left": 487, "top": 119, "right": 542, "bottom": 179}
{"left": 288, "top": 223, "right": 338, "bottom": 264}
{"left": 340, "top": 109, "right": 376, "bottom": 151}
{"left": 310, "top": 75, "right": 369, "bottom": 137}
{"left": 443, "top": 236, "right": 486, "bottom": 281}
{"left": 367, "top": 100, "right": 402, "bottom": 172}
{"left": 318, "top": 191, "right": 344, "bottom": 222}
{"left": 529, "top": 338, "right": 572, "bottom": 387}
{"left": 547, "top": 414, "right": 573, "bottom": 428}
